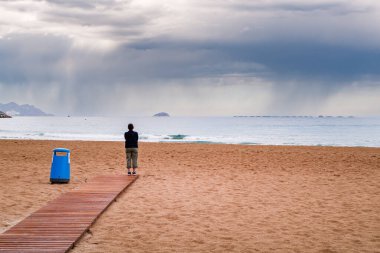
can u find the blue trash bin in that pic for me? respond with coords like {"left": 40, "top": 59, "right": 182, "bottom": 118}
{"left": 50, "top": 148, "right": 70, "bottom": 183}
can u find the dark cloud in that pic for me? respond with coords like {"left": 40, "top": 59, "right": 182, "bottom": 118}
{"left": 45, "top": 0, "right": 123, "bottom": 10}
{"left": 222, "top": 42, "right": 380, "bottom": 82}
{"left": 232, "top": 1, "right": 370, "bottom": 15}
{"left": 0, "top": 34, "right": 71, "bottom": 84}
{"left": 0, "top": 0, "right": 379, "bottom": 115}
{"left": 233, "top": 2, "right": 343, "bottom": 12}
{"left": 41, "top": 8, "right": 153, "bottom": 29}
{"left": 46, "top": 0, "right": 96, "bottom": 9}
{"left": 0, "top": 33, "right": 379, "bottom": 105}
{"left": 125, "top": 38, "right": 380, "bottom": 82}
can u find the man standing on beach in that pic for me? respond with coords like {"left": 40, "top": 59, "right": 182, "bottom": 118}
{"left": 124, "top": 123, "right": 138, "bottom": 175}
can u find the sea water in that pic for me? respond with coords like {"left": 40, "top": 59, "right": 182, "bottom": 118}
{"left": 0, "top": 116, "right": 379, "bottom": 147}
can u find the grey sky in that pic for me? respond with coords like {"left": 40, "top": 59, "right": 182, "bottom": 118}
{"left": 0, "top": 0, "right": 379, "bottom": 116}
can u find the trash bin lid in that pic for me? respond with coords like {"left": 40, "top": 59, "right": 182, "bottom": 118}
{"left": 53, "top": 148, "right": 70, "bottom": 153}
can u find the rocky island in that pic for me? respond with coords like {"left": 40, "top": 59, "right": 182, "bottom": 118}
{"left": 153, "top": 112, "right": 170, "bottom": 117}
{"left": 0, "top": 111, "right": 11, "bottom": 118}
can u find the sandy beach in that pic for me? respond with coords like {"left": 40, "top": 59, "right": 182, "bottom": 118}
{"left": 0, "top": 140, "right": 379, "bottom": 252}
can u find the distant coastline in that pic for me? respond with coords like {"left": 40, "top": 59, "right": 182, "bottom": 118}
{"left": 0, "top": 102, "right": 53, "bottom": 116}
{"left": 233, "top": 115, "right": 355, "bottom": 118}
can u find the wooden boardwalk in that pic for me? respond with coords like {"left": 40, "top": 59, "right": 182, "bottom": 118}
{"left": 0, "top": 175, "right": 138, "bottom": 253}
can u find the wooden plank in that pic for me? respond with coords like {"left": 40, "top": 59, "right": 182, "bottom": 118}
{"left": 0, "top": 175, "right": 138, "bottom": 252}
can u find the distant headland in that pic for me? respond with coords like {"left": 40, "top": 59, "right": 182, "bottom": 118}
{"left": 153, "top": 112, "right": 170, "bottom": 117}
{"left": 0, "top": 111, "right": 11, "bottom": 118}
{"left": 0, "top": 102, "right": 53, "bottom": 116}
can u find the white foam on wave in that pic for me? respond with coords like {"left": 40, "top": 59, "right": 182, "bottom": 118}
{"left": 0, "top": 116, "right": 379, "bottom": 147}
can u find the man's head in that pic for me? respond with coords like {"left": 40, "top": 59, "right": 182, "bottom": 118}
{"left": 128, "top": 123, "right": 134, "bottom": 131}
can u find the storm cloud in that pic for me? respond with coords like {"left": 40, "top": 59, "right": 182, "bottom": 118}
{"left": 0, "top": 0, "right": 379, "bottom": 116}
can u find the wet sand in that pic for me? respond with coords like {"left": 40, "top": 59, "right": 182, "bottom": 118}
{"left": 0, "top": 140, "right": 379, "bottom": 252}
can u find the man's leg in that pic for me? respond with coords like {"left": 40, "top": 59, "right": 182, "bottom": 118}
{"left": 126, "top": 149, "right": 132, "bottom": 174}
{"left": 132, "top": 148, "right": 138, "bottom": 174}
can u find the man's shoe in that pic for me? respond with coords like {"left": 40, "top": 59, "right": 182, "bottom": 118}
{"left": 128, "top": 171, "right": 132, "bottom": 176}
{"left": 132, "top": 171, "right": 137, "bottom": 175}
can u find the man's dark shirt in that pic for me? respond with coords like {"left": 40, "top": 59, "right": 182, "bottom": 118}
{"left": 124, "top": 130, "right": 138, "bottom": 148}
